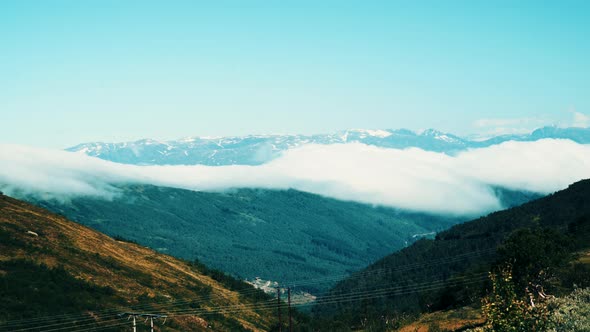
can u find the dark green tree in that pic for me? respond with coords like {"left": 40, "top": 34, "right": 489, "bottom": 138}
{"left": 496, "top": 228, "right": 573, "bottom": 296}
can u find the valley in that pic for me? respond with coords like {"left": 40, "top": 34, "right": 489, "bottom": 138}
{"left": 30, "top": 185, "right": 464, "bottom": 293}
{"left": 3, "top": 2, "right": 589, "bottom": 329}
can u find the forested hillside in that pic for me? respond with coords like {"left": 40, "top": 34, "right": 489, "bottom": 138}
{"left": 315, "top": 179, "right": 590, "bottom": 328}
{"left": 31, "top": 185, "right": 466, "bottom": 292}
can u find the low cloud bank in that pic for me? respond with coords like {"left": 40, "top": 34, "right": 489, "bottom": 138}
{"left": 1, "top": 139, "right": 590, "bottom": 215}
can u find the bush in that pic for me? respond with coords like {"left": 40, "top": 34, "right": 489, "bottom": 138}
{"left": 548, "top": 287, "right": 590, "bottom": 331}
{"left": 482, "top": 265, "right": 552, "bottom": 332}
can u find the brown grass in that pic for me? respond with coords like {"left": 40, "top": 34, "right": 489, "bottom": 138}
{"left": 398, "top": 307, "right": 484, "bottom": 332}
{"left": 0, "top": 194, "right": 274, "bottom": 331}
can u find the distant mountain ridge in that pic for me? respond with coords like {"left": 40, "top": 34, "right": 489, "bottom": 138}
{"left": 67, "top": 126, "right": 590, "bottom": 166}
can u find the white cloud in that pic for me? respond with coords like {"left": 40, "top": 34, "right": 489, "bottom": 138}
{"left": 472, "top": 111, "right": 590, "bottom": 138}
{"left": 472, "top": 117, "right": 549, "bottom": 137}
{"left": 1, "top": 140, "right": 590, "bottom": 216}
{"left": 571, "top": 111, "right": 590, "bottom": 128}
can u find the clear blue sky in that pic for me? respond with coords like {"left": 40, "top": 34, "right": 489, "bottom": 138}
{"left": 1, "top": 1, "right": 589, "bottom": 148}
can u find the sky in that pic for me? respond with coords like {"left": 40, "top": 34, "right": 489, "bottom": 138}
{"left": 1, "top": 1, "right": 589, "bottom": 148}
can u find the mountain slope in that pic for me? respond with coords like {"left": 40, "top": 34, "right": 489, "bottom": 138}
{"left": 315, "top": 178, "right": 590, "bottom": 323}
{"left": 29, "top": 185, "right": 466, "bottom": 293}
{"left": 66, "top": 126, "right": 590, "bottom": 166}
{"left": 0, "top": 193, "right": 276, "bottom": 331}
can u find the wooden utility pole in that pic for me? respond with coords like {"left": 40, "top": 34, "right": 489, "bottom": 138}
{"left": 277, "top": 287, "right": 282, "bottom": 332}
{"left": 288, "top": 287, "right": 292, "bottom": 332}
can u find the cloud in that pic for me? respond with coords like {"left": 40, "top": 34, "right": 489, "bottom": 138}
{"left": 1, "top": 140, "right": 590, "bottom": 216}
{"left": 571, "top": 111, "right": 590, "bottom": 128}
{"left": 472, "top": 117, "right": 549, "bottom": 137}
{"left": 472, "top": 111, "right": 590, "bottom": 138}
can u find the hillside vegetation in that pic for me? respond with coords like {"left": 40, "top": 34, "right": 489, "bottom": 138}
{"left": 32, "top": 185, "right": 469, "bottom": 292}
{"left": 0, "top": 193, "right": 277, "bottom": 331}
{"left": 316, "top": 179, "right": 590, "bottom": 329}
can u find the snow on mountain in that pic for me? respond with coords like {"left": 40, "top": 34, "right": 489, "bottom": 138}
{"left": 66, "top": 126, "right": 590, "bottom": 166}
{"left": 348, "top": 129, "right": 393, "bottom": 138}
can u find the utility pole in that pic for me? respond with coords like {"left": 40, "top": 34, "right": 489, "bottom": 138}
{"left": 288, "top": 287, "right": 292, "bottom": 332}
{"left": 121, "top": 313, "right": 138, "bottom": 332}
{"left": 119, "top": 312, "right": 167, "bottom": 332}
{"left": 277, "top": 287, "right": 282, "bottom": 332}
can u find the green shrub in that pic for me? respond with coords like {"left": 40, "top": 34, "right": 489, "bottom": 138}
{"left": 482, "top": 265, "right": 552, "bottom": 332}
{"left": 548, "top": 287, "right": 590, "bottom": 331}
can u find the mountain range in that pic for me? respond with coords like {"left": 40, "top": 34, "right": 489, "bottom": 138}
{"left": 66, "top": 126, "right": 590, "bottom": 166}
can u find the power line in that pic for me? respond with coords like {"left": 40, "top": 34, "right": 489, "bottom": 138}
{"left": 164, "top": 273, "right": 488, "bottom": 317}
{"left": 0, "top": 248, "right": 496, "bottom": 331}
{"left": 5, "top": 273, "right": 488, "bottom": 331}
{"left": 1, "top": 246, "right": 495, "bottom": 330}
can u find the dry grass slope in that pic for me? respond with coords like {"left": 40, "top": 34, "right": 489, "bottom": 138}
{"left": 0, "top": 194, "right": 275, "bottom": 331}
{"left": 398, "top": 306, "right": 484, "bottom": 332}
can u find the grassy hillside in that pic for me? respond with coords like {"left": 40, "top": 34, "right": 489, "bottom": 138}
{"left": 31, "top": 185, "right": 467, "bottom": 293}
{"left": 0, "top": 193, "right": 277, "bottom": 331}
{"left": 315, "top": 179, "right": 590, "bottom": 328}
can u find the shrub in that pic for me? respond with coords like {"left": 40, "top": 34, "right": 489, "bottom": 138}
{"left": 547, "top": 287, "right": 590, "bottom": 331}
{"left": 482, "top": 265, "right": 551, "bottom": 332}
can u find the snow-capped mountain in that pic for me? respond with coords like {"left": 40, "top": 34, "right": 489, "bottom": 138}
{"left": 66, "top": 126, "right": 590, "bottom": 166}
